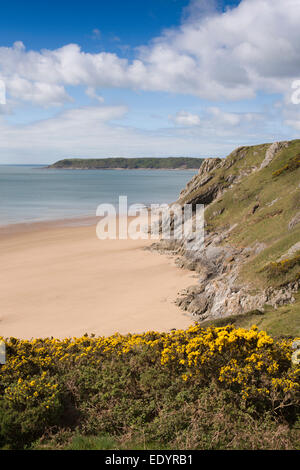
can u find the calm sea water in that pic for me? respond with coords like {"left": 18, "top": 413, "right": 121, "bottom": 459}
{"left": 0, "top": 165, "right": 197, "bottom": 226}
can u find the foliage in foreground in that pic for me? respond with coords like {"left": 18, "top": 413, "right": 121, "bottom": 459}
{"left": 0, "top": 324, "right": 299, "bottom": 450}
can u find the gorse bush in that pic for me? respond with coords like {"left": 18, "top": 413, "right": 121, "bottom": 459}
{"left": 0, "top": 324, "right": 299, "bottom": 449}
{"left": 259, "top": 252, "right": 300, "bottom": 287}
{"left": 272, "top": 153, "right": 300, "bottom": 178}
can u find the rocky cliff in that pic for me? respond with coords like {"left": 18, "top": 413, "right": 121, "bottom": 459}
{"left": 152, "top": 139, "right": 300, "bottom": 334}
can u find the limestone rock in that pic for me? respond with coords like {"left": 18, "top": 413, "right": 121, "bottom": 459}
{"left": 259, "top": 141, "right": 289, "bottom": 170}
{"left": 288, "top": 211, "right": 300, "bottom": 231}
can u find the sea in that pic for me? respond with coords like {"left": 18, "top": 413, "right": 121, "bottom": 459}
{"left": 0, "top": 165, "right": 198, "bottom": 226}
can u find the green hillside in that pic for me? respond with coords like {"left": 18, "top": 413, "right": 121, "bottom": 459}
{"left": 172, "top": 139, "right": 300, "bottom": 336}
{"left": 48, "top": 157, "right": 204, "bottom": 170}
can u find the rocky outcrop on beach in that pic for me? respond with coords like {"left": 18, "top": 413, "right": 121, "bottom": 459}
{"left": 173, "top": 230, "right": 299, "bottom": 321}
{"left": 151, "top": 139, "right": 300, "bottom": 323}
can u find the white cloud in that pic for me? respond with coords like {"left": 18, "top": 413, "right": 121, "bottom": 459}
{"left": 0, "top": 0, "right": 300, "bottom": 105}
{"left": 0, "top": 0, "right": 299, "bottom": 162}
{"left": 8, "top": 76, "right": 71, "bottom": 106}
{"left": 169, "top": 110, "right": 201, "bottom": 126}
{"left": 85, "top": 87, "right": 104, "bottom": 103}
{"left": 0, "top": 102, "right": 286, "bottom": 164}
{"left": 207, "top": 107, "right": 241, "bottom": 126}
{"left": 169, "top": 106, "right": 263, "bottom": 130}
{"left": 282, "top": 100, "right": 300, "bottom": 131}
{"left": 0, "top": 105, "right": 130, "bottom": 161}
{"left": 181, "top": 0, "right": 219, "bottom": 23}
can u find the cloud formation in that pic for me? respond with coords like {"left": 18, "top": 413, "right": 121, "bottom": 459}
{"left": 169, "top": 106, "right": 263, "bottom": 129}
{"left": 0, "top": 0, "right": 299, "bottom": 162}
{"left": 170, "top": 110, "right": 201, "bottom": 126}
{"left": 0, "top": 0, "right": 299, "bottom": 105}
{"left": 0, "top": 101, "right": 290, "bottom": 164}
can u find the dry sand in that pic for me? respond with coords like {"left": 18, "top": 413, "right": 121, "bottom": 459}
{"left": 0, "top": 217, "right": 194, "bottom": 339}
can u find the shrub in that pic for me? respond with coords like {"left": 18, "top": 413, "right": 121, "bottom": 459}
{"left": 0, "top": 373, "right": 63, "bottom": 449}
{"left": 272, "top": 154, "right": 300, "bottom": 178}
{"left": 259, "top": 252, "right": 300, "bottom": 286}
{"left": 0, "top": 325, "right": 299, "bottom": 449}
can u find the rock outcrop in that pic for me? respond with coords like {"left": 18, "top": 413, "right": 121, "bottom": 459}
{"left": 174, "top": 227, "right": 299, "bottom": 321}
{"left": 151, "top": 139, "right": 300, "bottom": 323}
{"left": 178, "top": 157, "right": 223, "bottom": 206}
{"left": 259, "top": 141, "right": 289, "bottom": 170}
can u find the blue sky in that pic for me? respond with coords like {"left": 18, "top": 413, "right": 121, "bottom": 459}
{"left": 0, "top": 0, "right": 299, "bottom": 163}
{"left": 0, "top": 0, "right": 189, "bottom": 52}
{"left": 0, "top": 0, "right": 240, "bottom": 51}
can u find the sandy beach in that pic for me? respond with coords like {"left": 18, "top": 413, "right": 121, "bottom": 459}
{"left": 0, "top": 217, "right": 194, "bottom": 339}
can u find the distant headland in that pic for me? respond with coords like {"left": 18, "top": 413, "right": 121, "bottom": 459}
{"left": 47, "top": 157, "right": 204, "bottom": 170}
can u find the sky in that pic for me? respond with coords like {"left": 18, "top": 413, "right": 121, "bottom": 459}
{"left": 0, "top": 0, "right": 300, "bottom": 163}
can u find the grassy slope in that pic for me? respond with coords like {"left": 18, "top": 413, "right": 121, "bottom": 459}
{"left": 201, "top": 293, "right": 300, "bottom": 338}
{"left": 182, "top": 140, "right": 300, "bottom": 336}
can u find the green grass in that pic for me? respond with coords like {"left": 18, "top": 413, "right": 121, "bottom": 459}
{"left": 178, "top": 139, "right": 300, "bottom": 337}
{"left": 238, "top": 228, "right": 300, "bottom": 289}
{"left": 200, "top": 293, "right": 300, "bottom": 338}
{"left": 258, "top": 252, "right": 300, "bottom": 287}
{"left": 254, "top": 302, "right": 300, "bottom": 338}
{"left": 190, "top": 139, "right": 300, "bottom": 290}
{"left": 272, "top": 153, "right": 300, "bottom": 177}
{"left": 67, "top": 434, "right": 117, "bottom": 450}
{"left": 64, "top": 435, "right": 168, "bottom": 450}
{"left": 44, "top": 434, "right": 170, "bottom": 450}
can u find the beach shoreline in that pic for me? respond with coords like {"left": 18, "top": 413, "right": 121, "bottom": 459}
{"left": 0, "top": 215, "right": 194, "bottom": 339}
{"left": 0, "top": 214, "right": 100, "bottom": 239}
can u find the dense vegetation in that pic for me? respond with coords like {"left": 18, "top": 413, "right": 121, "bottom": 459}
{"left": 48, "top": 157, "right": 203, "bottom": 170}
{"left": 0, "top": 324, "right": 299, "bottom": 450}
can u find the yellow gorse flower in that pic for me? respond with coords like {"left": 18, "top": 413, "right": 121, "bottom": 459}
{"left": 0, "top": 324, "right": 299, "bottom": 406}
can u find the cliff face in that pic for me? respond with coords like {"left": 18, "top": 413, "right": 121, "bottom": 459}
{"left": 178, "top": 157, "right": 223, "bottom": 205}
{"left": 154, "top": 139, "right": 300, "bottom": 329}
